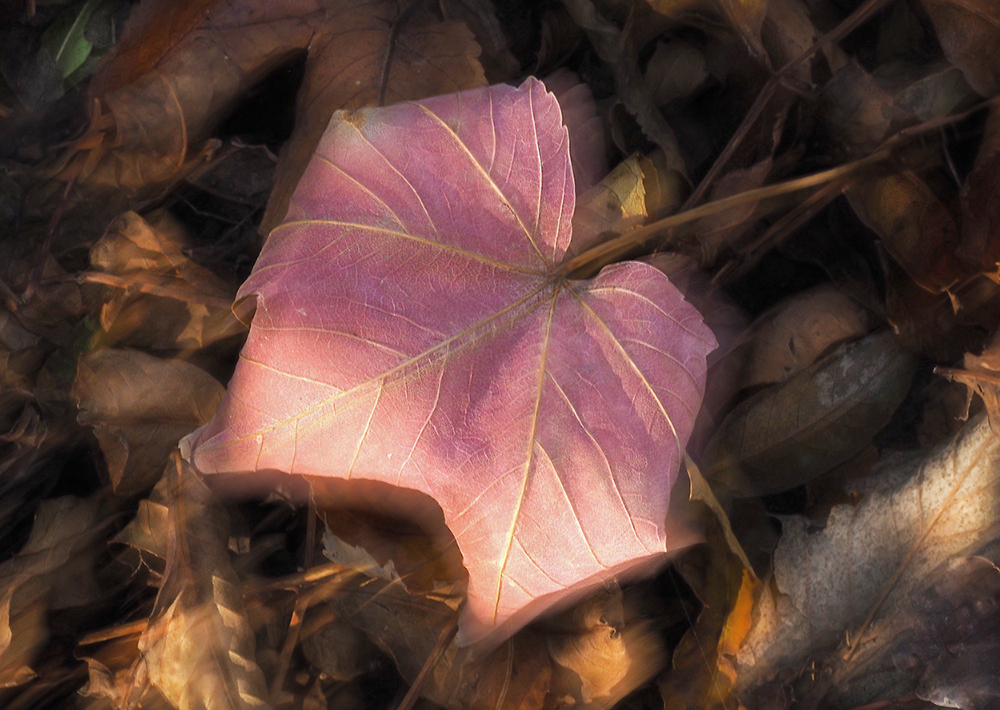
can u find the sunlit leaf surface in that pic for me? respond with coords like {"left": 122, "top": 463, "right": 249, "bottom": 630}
{"left": 185, "top": 78, "right": 715, "bottom": 645}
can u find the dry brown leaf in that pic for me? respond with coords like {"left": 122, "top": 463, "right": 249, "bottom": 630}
{"left": 0, "top": 497, "right": 103, "bottom": 688}
{"left": 939, "top": 328, "right": 1000, "bottom": 438}
{"left": 72, "top": 349, "right": 225, "bottom": 495}
{"left": 561, "top": 0, "right": 686, "bottom": 174}
{"left": 84, "top": 210, "right": 244, "bottom": 352}
{"left": 644, "top": 0, "right": 770, "bottom": 60}
{"left": 823, "top": 59, "right": 976, "bottom": 293}
{"left": 704, "top": 329, "right": 917, "bottom": 497}
{"left": 921, "top": 0, "right": 1000, "bottom": 97}
{"left": 960, "top": 104, "right": 1000, "bottom": 282}
{"left": 738, "top": 284, "right": 874, "bottom": 390}
{"left": 662, "top": 458, "right": 758, "bottom": 710}
{"left": 847, "top": 171, "right": 966, "bottom": 294}
{"left": 75, "top": 0, "right": 488, "bottom": 213}
{"left": 734, "top": 414, "right": 1000, "bottom": 709}
{"left": 137, "top": 457, "right": 271, "bottom": 710}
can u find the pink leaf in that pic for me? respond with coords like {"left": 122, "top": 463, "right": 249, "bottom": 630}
{"left": 183, "top": 78, "right": 716, "bottom": 646}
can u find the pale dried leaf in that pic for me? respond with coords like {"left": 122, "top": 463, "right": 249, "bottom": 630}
{"left": 138, "top": 459, "right": 271, "bottom": 710}
{"left": 735, "top": 414, "right": 1000, "bottom": 708}
{"left": 186, "top": 79, "right": 715, "bottom": 646}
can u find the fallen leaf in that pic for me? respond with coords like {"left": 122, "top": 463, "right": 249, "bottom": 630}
{"left": 72, "top": 349, "right": 225, "bottom": 495}
{"left": 561, "top": 0, "right": 687, "bottom": 174}
{"left": 75, "top": 0, "right": 488, "bottom": 210}
{"left": 183, "top": 78, "right": 716, "bottom": 647}
{"left": 137, "top": 457, "right": 271, "bottom": 710}
{"left": 662, "top": 457, "right": 757, "bottom": 710}
{"left": 734, "top": 414, "right": 1000, "bottom": 709}
{"left": 737, "top": 284, "right": 874, "bottom": 390}
{"left": 704, "top": 329, "right": 917, "bottom": 497}
{"left": 960, "top": 104, "right": 1000, "bottom": 281}
{"left": 84, "top": 210, "right": 244, "bottom": 352}
{"left": 938, "top": 328, "right": 1000, "bottom": 437}
{"left": 0, "top": 497, "right": 103, "bottom": 688}
{"left": 921, "top": 0, "right": 1000, "bottom": 97}
{"left": 846, "top": 171, "right": 966, "bottom": 294}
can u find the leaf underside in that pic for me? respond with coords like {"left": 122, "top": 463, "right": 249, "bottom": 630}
{"left": 184, "top": 78, "right": 715, "bottom": 646}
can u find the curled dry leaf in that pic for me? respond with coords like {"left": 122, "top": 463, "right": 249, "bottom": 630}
{"left": 704, "top": 329, "right": 917, "bottom": 497}
{"left": 85, "top": 211, "right": 244, "bottom": 352}
{"left": 183, "top": 78, "right": 716, "bottom": 646}
{"left": 737, "top": 284, "right": 874, "bottom": 390}
{"left": 73, "top": 349, "right": 226, "bottom": 496}
{"left": 0, "top": 497, "right": 102, "bottom": 688}
{"left": 939, "top": 328, "right": 1000, "bottom": 438}
{"left": 921, "top": 0, "right": 1000, "bottom": 97}
{"left": 734, "top": 414, "right": 1000, "bottom": 709}
{"left": 79, "top": 0, "right": 487, "bottom": 206}
{"left": 137, "top": 458, "right": 271, "bottom": 710}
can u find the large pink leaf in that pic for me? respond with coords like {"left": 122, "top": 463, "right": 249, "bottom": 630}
{"left": 183, "top": 78, "right": 716, "bottom": 646}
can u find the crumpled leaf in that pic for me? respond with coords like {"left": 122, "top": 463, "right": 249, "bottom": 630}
{"left": 0, "top": 496, "right": 103, "bottom": 688}
{"left": 136, "top": 458, "right": 271, "bottom": 710}
{"left": 84, "top": 210, "right": 245, "bottom": 352}
{"left": 704, "top": 329, "right": 917, "bottom": 497}
{"left": 921, "top": 0, "right": 1000, "bottom": 97}
{"left": 72, "top": 349, "right": 225, "bottom": 495}
{"left": 939, "top": 328, "right": 1000, "bottom": 438}
{"left": 79, "top": 0, "right": 489, "bottom": 225}
{"left": 184, "top": 78, "right": 716, "bottom": 646}
{"left": 734, "top": 414, "right": 1000, "bottom": 709}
